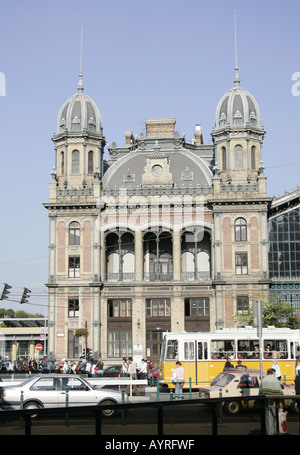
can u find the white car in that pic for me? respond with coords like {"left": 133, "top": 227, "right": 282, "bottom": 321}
{"left": 199, "top": 370, "right": 296, "bottom": 415}
{"left": 0, "top": 374, "right": 128, "bottom": 417}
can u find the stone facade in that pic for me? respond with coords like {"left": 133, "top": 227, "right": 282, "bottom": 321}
{"left": 44, "top": 68, "right": 271, "bottom": 365}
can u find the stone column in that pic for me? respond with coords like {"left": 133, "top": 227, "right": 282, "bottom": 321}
{"left": 135, "top": 230, "right": 143, "bottom": 281}
{"left": 173, "top": 230, "right": 181, "bottom": 280}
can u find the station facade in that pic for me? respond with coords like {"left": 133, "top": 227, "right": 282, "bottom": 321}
{"left": 44, "top": 67, "right": 271, "bottom": 365}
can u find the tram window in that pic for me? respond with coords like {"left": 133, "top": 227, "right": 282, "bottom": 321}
{"left": 198, "top": 342, "right": 208, "bottom": 360}
{"left": 237, "top": 340, "right": 259, "bottom": 359}
{"left": 211, "top": 340, "right": 235, "bottom": 359}
{"left": 263, "top": 340, "right": 288, "bottom": 359}
{"left": 184, "top": 342, "right": 194, "bottom": 360}
{"left": 166, "top": 340, "right": 178, "bottom": 360}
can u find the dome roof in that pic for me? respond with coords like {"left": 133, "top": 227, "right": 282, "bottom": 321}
{"left": 213, "top": 69, "right": 263, "bottom": 133}
{"left": 55, "top": 75, "right": 103, "bottom": 136}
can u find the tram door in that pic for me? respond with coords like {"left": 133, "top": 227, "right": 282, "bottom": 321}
{"left": 196, "top": 341, "right": 208, "bottom": 385}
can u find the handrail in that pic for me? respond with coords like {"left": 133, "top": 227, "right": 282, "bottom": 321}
{"left": 0, "top": 394, "right": 298, "bottom": 436}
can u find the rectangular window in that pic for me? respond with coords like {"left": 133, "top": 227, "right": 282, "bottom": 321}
{"left": 211, "top": 340, "right": 236, "bottom": 359}
{"left": 184, "top": 297, "right": 209, "bottom": 316}
{"left": 69, "top": 256, "right": 80, "bottom": 278}
{"left": 107, "top": 299, "right": 132, "bottom": 318}
{"left": 68, "top": 298, "right": 79, "bottom": 317}
{"left": 235, "top": 252, "right": 248, "bottom": 275}
{"left": 108, "top": 331, "right": 132, "bottom": 358}
{"left": 146, "top": 298, "right": 170, "bottom": 317}
{"left": 237, "top": 296, "right": 249, "bottom": 314}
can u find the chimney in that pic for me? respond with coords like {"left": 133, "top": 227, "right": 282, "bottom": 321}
{"left": 125, "top": 131, "right": 133, "bottom": 145}
{"left": 145, "top": 118, "right": 176, "bottom": 137}
{"left": 194, "top": 124, "right": 203, "bottom": 144}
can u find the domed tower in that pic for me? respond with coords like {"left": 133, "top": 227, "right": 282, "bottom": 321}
{"left": 45, "top": 70, "right": 105, "bottom": 361}
{"left": 52, "top": 73, "right": 105, "bottom": 189}
{"left": 212, "top": 66, "right": 266, "bottom": 191}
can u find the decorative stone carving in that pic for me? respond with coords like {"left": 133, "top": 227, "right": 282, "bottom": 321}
{"left": 141, "top": 156, "right": 173, "bottom": 187}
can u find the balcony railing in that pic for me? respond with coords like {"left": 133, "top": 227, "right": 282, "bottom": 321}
{"left": 143, "top": 273, "right": 173, "bottom": 282}
{"left": 106, "top": 273, "right": 135, "bottom": 282}
{"left": 105, "top": 271, "right": 212, "bottom": 282}
{"left": 181, "top": 271, "right": 211, "bottom": 281}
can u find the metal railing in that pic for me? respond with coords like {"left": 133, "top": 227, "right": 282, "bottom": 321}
{"left": 0, "top": 393, "right": 299, "bottom": 436}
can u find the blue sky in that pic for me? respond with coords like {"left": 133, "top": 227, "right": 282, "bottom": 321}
{"left": 0, "top": 0, "right": 300, "bottom": 313}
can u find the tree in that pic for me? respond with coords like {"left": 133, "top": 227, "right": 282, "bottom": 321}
{"left": 235, "top": 296, "right": 300, "bottom": 329}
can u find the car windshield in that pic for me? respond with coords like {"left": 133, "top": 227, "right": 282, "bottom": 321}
{"left": 214, "top": 373, "right": 235, "bottom": 387}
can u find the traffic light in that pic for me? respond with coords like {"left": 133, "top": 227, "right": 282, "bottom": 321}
{"left": 0, "top": 283, "right": 12, "bottom": 300}
{"left": 20, "top": 287, "right": 31, "bottom": 304}
{"left": 86, "top": 348, "right": 92, "bottom": 360}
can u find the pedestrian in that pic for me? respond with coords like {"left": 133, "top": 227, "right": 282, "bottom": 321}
{"left": 235, "top": 360, "right": 247, "bottom": 370}
{"left": 223, "top": 359, "right": 234, "bottom": 371}
{"left": 259, "top": 368, "right": 284, "bottom": 435}
{"left": 96, "top": 357, "right": 104, "bottom": 377}
{"left": 122, "top": 357, "right": 129, "bottom": 377}
{"left": 271, "top": 360, "right": 281, "bottom": 381}
{"left": 139, "top": 359, "right": 148, "bottom": 379}
{"left": 295, "top": 358, "right": 300, "bottom": 377}
{"left": 124, "top": 357, "right": 140, "bottom": 396}
{"left": 172, "top": 361, "right": 185, "bottom": 400}
{"left": 62, "top": 358, "right": 71, "bottom": 374}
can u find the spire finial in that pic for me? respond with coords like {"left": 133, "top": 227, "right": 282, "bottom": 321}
{"left": 77, "top": 24, "right": 84, "bottom": 92}
{"left": 234, "top": 11, "right": 240, "bottom": 86}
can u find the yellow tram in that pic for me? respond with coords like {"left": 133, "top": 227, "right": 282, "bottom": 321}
{"left": 160, "top": 326, "right": 300, "bottom": 388}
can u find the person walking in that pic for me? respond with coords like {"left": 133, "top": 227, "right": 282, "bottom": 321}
{"left": 122, "top": 357, "right": 129, "bottom": 377}
{"left": 172, "top": 361, "right": 185, "bottom": 400}
{"left": 96, "top": 357, "right": 104, "bottom": 377}
{"left": 259, "top": 368, "right": 284, "bottom": 435}
{"left": 124, "top": 357, "right": 140, "bottom": 396}
{"left": 271, "top": 360, "right": 281, "bottom": 381}
{"left": 139, "top": 359, "right": 148, "bottom": 379}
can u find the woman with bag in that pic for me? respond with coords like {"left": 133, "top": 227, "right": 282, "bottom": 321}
{"left": 172, "top": 361, "right": 185, "bottom": 400}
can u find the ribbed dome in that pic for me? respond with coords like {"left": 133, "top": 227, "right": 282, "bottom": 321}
{"left": 213, "top": 70, "right": 263, "bottom": 133}
{"left": 56, "top": 75, "right": 103, "bottom": 135}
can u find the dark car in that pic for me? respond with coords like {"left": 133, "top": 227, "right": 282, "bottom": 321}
{"left": 103, "top": 365, "right": 123, "bottom": 377}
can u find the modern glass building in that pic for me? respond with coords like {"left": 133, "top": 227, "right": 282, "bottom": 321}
{"left": 268, "top": 188, "right": 300, "bottom": 307}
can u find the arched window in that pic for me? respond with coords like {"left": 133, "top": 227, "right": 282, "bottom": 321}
{"left": 222, "top": 146, "right": 227, "bottom": 171}
{"left": 251, "top": 146, "right": 256, "bottom": 170}
{"left": 235, "top": 218, "right": 247, "bottom": 242}
{"left": 69, "top": 222, "right": 80, "bottom": 245}
{"left": 61, "top": 151, "right": 64, "bottom": 175}
{"left": 88, "top": 151, "right": 94, "bottom": 174}
{"left": 72, "top": 150, "right": 80, "bottom": 174}
{"left": 234, "top": 145, "right": 243, "bottom": 170}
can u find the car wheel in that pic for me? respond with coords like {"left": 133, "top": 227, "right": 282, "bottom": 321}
{"left": 24, "top": 401, "right": 42, "bottom": 418}
{"left": 224, "top": 400, "right": 242, "bottom": 415}
{"left": 100, "top": 400, "right": 116, "bottom": 417}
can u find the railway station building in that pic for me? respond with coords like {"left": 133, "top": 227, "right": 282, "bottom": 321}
{"left": 44, "top": 66, "right": 271, "bottom": 365}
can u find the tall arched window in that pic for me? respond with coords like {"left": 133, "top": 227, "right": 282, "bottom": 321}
{"left": 235, "top": 218, "right": 247, "bottom": 242}
{"left": 234, "top": 145, "right": 243, "bottom": 170}
{"left": 72, "top": 150, "right": 80, "bottom": 174}
{"left": 88, "top": 151, "right": 94, "bottom": 174}
{"left": 61, "top": 151, "right": 64, "bottom": 175}
{"left": 251, "top": 146, "right": 256, "bottom": 170}
{"left": 222, "top": 146, "right": 227, "bottom": 171}
{"left": 69, "top": 222, "right": 80, "bottom": 245}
